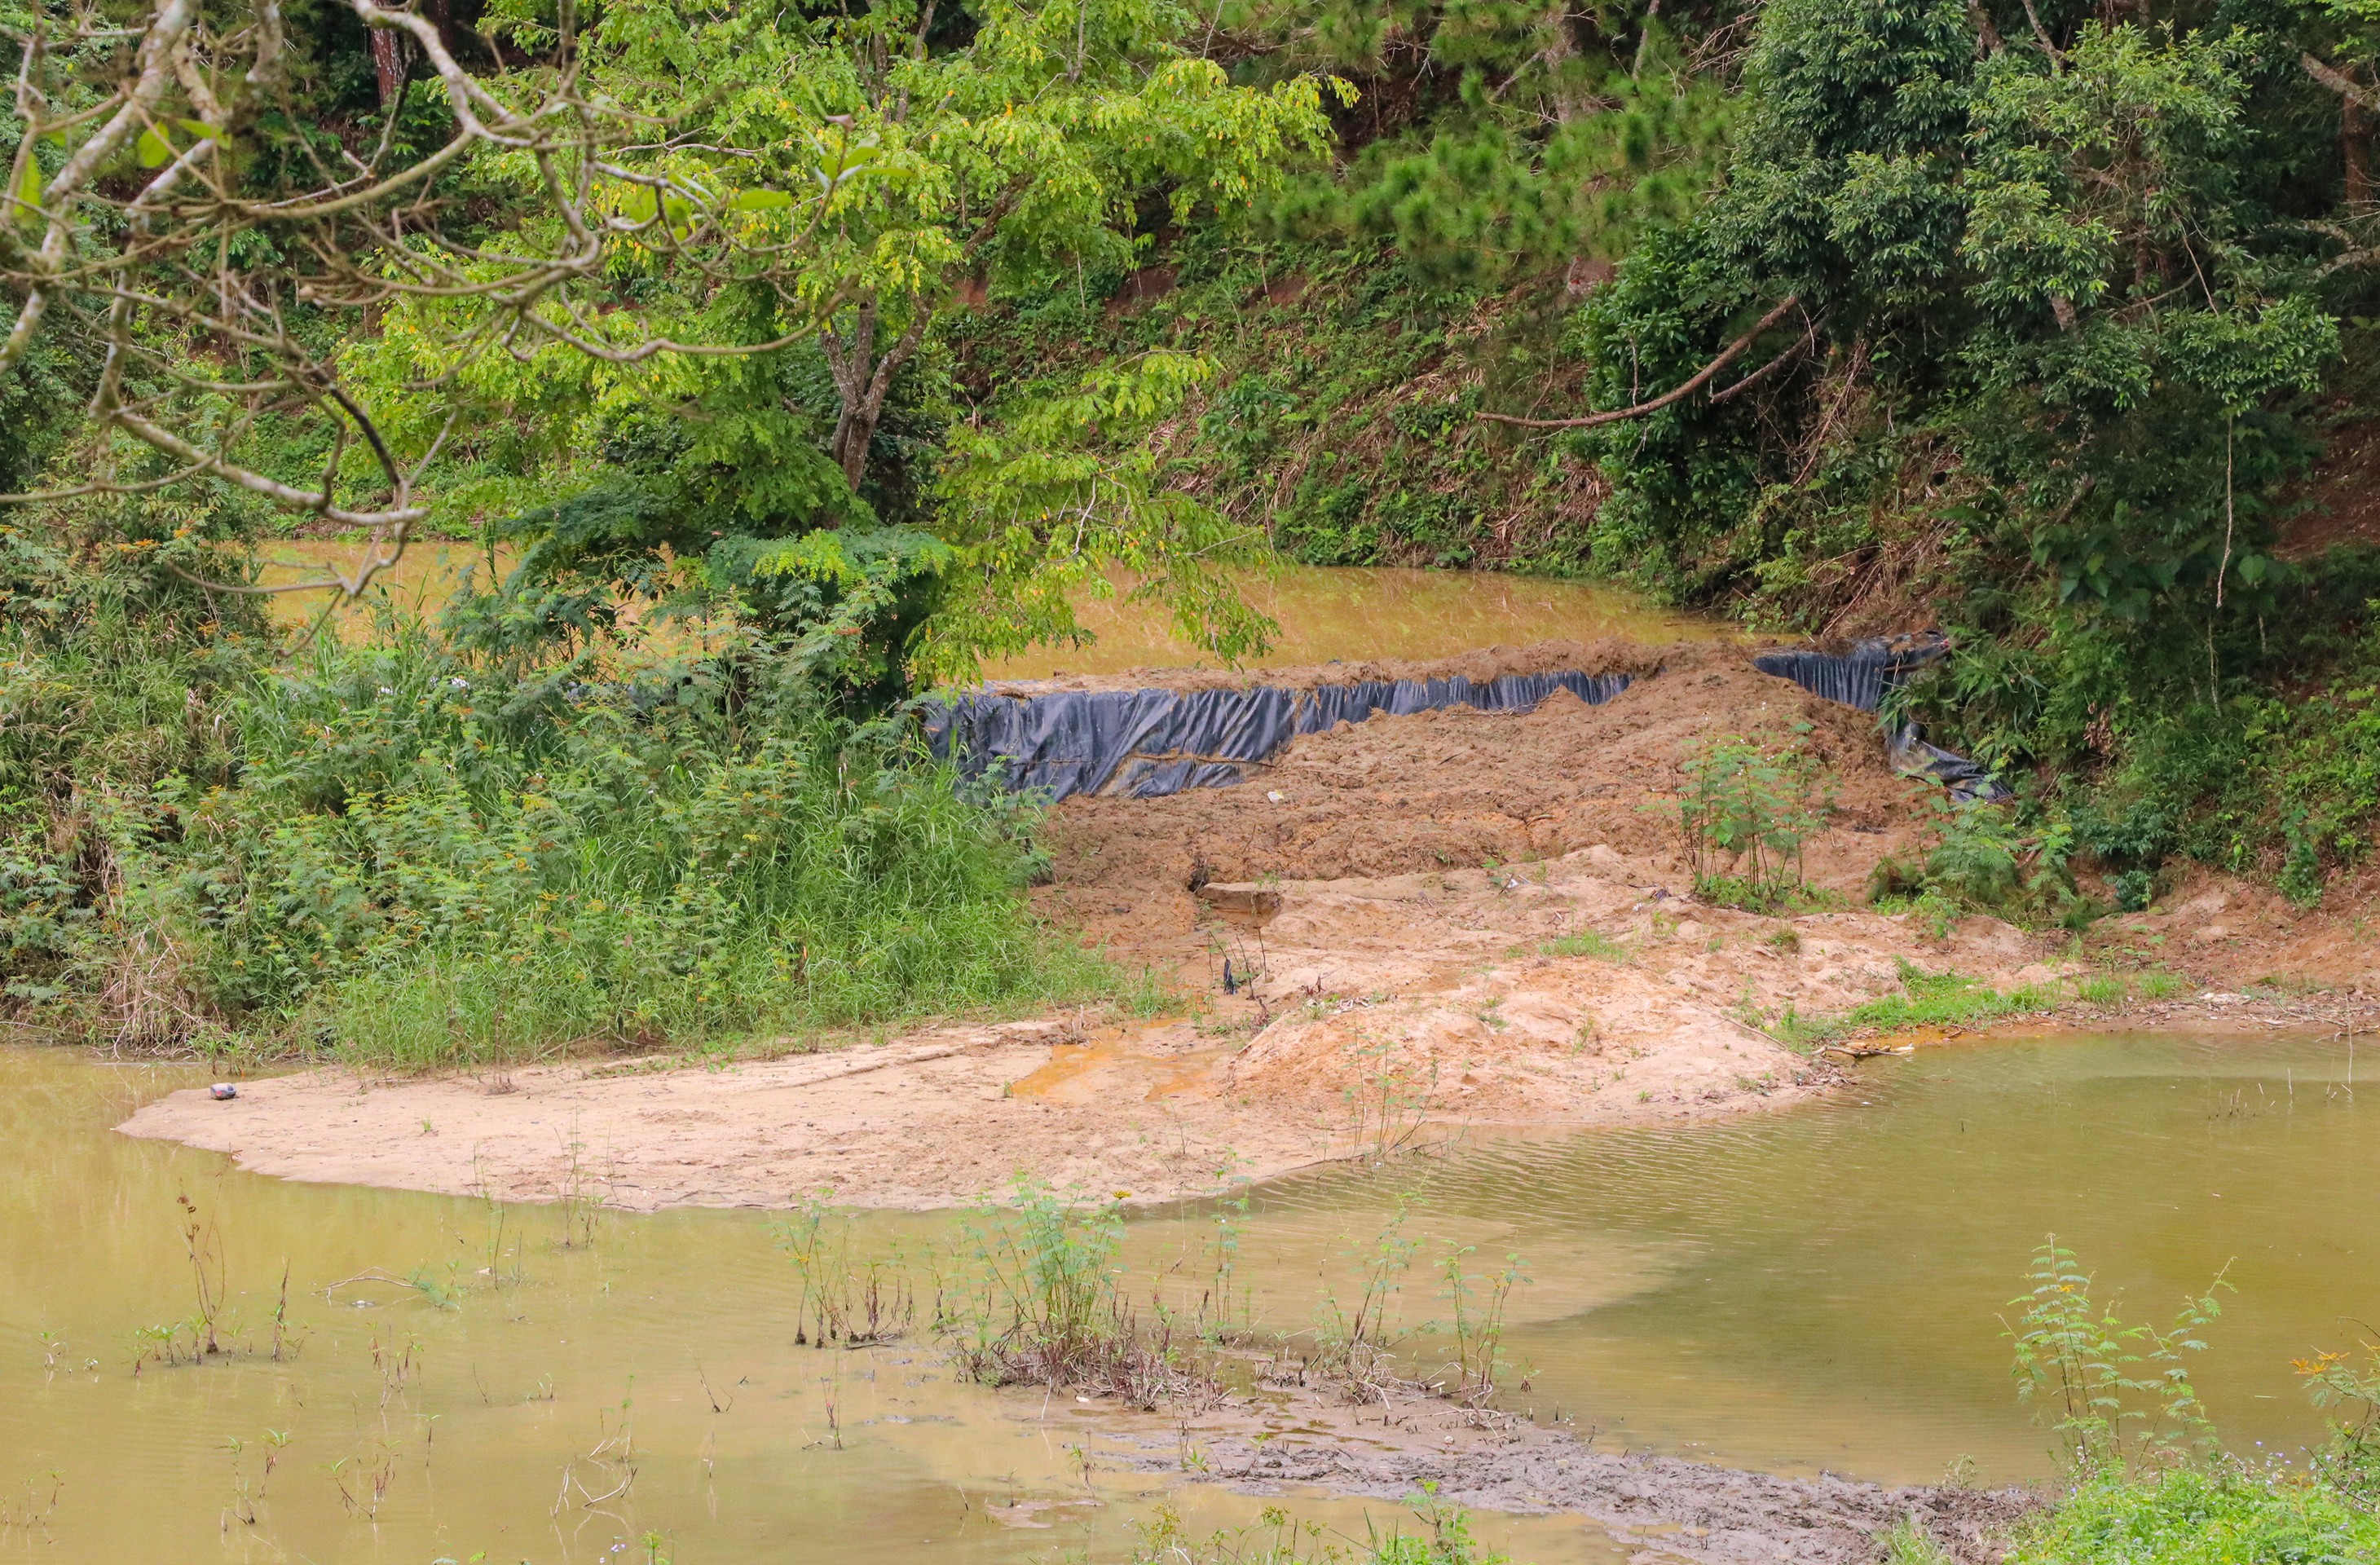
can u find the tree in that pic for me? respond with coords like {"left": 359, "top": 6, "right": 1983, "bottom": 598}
{"left": 0, "top": 0, "right": 1333, "bottom": 669}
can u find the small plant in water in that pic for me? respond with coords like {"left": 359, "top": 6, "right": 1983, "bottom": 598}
{"left": 1435, "top": 1246, "right": 1527, "bottom": 1408}
{"left": 2003, "top": 1237, "right": 2231, "bottom": 1475}
{"left": 775, "top": 1188, "right": 916, "bottom": 1347}
{"left": 944, "top": 1177, "right": 1214, "bottom": 1407}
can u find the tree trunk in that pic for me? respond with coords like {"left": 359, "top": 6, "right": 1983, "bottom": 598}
{"left": 2348, "top": 98, "right": 2372, "bottom": 206}
{"left": 370, "top": 30, "right": 407, "bottom": 108}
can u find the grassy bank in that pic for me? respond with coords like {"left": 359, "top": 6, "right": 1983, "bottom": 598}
{"left": 0, "top": 536, "right": 1121, "bottom": 1066}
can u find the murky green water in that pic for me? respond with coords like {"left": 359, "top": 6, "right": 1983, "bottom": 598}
{"left": 6, "top": 1028, "right": 2370, "bottom": 1560}
{"left": 1177, "top": 1027, "right": 2376, "bottom": 1486}
{"left": 255, "top": 549, "right": 1722, "bottom": 670}
{"left": 981, "top": 565, "right": 1725, "bottom": 680}
{"left": 0, "top": 1049, "right": 1602, "bottom": 1564}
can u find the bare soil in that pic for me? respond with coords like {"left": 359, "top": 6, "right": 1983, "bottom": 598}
{"left": 122, "top": 639, "right": 2376, "bottom": 1213}
{"left": 1100, "top": 1378, "right": 2039, "bottom": 1565}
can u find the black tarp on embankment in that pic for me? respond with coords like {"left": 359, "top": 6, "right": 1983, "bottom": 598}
{"left": 1751, "top": 633, "right": 2010, "bottom": 802}
{"left": 922, "top": 670, "right": 1634, "bottom": 801}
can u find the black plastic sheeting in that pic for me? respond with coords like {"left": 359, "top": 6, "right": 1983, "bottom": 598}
{"left": 1752, "top": 634, "right": 2011, "bottom": 802}
{"left": 923, "top": 670, "right": 1634, "bottom": 801}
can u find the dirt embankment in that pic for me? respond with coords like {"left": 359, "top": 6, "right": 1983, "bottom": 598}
{"left": 123, "top": 638, "right": 2374, "bottom": 1211}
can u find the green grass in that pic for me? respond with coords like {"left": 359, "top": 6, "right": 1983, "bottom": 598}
{"left": 2004, "top": 1466, "right": 2380, "bottom": 1565}
{"left": 4, "top": 589, "right": 1126, "bottom": 1065}
{"left": 1538, "top": 930, "right": 1628, "bottom": 961}
{"left": 1775, "top": 961, "right": 2063, "bottom": 1050}
{"left": 2076, "top": 975, "right": 2130, "bottom": 1007}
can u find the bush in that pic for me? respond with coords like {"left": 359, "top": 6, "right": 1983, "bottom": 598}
{"left": 2003, "top": 1466, "right": 2380, "bottom": 1565}
{"left": 3, "top": 572, "right": 1117, "bottom": 1061}
{"left": 1673, "top": 730, "right": 1831, "bottom": 910}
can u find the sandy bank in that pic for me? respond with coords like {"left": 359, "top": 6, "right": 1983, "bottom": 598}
{"left": 121, "top": 637, "right": 2372, "bottom": 1210}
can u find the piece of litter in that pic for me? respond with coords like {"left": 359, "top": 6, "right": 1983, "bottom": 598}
{"left": 209, "top": 1082, "right": 238, "bottom": 1100}
{"left": 1265, "top": 790, "right": 1285, "bottom": 803}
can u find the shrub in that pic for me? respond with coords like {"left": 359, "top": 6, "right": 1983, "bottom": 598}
{"left": 1673, "top": 730, "right": 1831, "bottom": 910}
{"left": 2003, "top": 1466, "right": 2380, "bottom": 1565}
{"left": 5, "top": 589, "right": 1117, "bottom": 1061}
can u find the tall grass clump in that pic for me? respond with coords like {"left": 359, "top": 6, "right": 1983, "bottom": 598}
{"left": 942, "top": 1179, "right": 1218, "bottom": 1408}
{"left": 200, "top": 617, "right": 1110, "bottom": 1064}
{"left": 4, "top": 531, "right": 1116, "bottom": 1061}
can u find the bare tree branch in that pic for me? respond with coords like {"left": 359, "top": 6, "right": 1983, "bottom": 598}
{"left": 1476, "top": 296, "right": 1803, "bottom": 430}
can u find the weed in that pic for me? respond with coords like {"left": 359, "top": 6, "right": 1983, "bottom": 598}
{"left": 2076, "top": 976, "right": 2128, "bottom": 1007}
{"left": 2003, "top": 1238, "right": 2230, "bottom": 1475}
{"left": 330, "top": 1438, "right": 397, "bottom": 1521}
{"left": 1777, "top": 961, "right": 2061, "bottom": 1049}
{"left": 5, "top": 600, "right": 1122, "bottom": 1060}
{"left": 775, "top": 1189, "right": 917, "bottom": 1347}
{"left": 1673, "top": 730, "right": 1831, "bottom": 910}
{"left": 1877, "top": 1516, "right": 1955, "bottom": 1564}
{"left": 1435, "top": 1246, "right": 1527, "bottom": 1407}
{"left": 0, "top": 1472, "right": 62, "bottom": 1539}
{"left": 1538, "top": 929, "right": 1626, "bottom": 960}
{"left": 1342, "top": 1047, "right": 1441, "bottom": 1166}
{"left": 945, "top": 1179, "right": 1214, "bottom": 1407}
{"left": 1302, "top": 1198, "right": 1422, "bottom": 1404}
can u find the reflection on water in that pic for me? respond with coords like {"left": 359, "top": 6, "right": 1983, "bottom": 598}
{"left": 981, "top": 566, "right": 1725, "bottom": 680}
{"left": 0, "top": 1050, "right": 1602, "bottom": 1565}
{"left": 1171, "top": 1029, "right": 2377, "bottom": 1485}
{"left": 11, "top": 1030, "right": 2367, "bottom": 1560}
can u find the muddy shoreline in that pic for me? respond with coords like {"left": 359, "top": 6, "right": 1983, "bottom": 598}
{"left": 1099, "top": 1377, "right": 2042, "bottom": 1565}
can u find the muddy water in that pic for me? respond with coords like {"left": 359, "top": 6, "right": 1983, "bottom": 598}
{"left": 1149, "top": 1027, "right": 2376, "bottom": 1487}
{"left": 981, "top": 566, "right": 1725, "bottom": 680}
{"left": 16, "top": 1030, "right": 2370, "bottom": 1561}
{"left": 249, "top": 542, "right": 1721, "bottom": 666}
{"left": 0, "top": 1049, "right": 1604, "bottom": 1565}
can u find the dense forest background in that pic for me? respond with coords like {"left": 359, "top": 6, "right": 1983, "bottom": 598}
{"left": 3, "top": 0, "right": 2378, "bottom": 1053}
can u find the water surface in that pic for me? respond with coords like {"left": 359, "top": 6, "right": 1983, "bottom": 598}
{"left": 7, "top": 1028, "right": 2370, "bottom": 1563}
{"left": 1177, "top": 1027, "right": 2376, "bottom": 1485}
{"left": 248, "top": 545, "right": 1723, "bottom": 668}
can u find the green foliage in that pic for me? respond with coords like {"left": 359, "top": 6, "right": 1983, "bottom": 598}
{"left": 2005, "top": 1239, "right": 2230, "bottom": 1475}
{"left": 1539, "top": 929, "right": 1626, "bottom": 960}
{"left": 925, "top": 350, "right": 1276, "bottom": 680}
{"left": 1994, "top": 1250, "right": 2380, "bottom": 1565}
{"left": 2003, "top": 1466, "right": 2380, "bottom": 1565}
{"left": 1673, "top": 730, "right": 1831, "bottom": 909}
{"left": 1876, "top": 1519, "right": 1955, "bottom": 1565}
{"left": 1, "top": 531, "right": 1115, "bottom": 1059}
{"left": 1778, "top": 959, "right": 2059, "bottom": 1047}
{"left": 1867, "top": 797, "right": 2091, "bottom": 928}
{"left": 343, "top": 0, "right": 1340, "bottom": 691}
{"left": 1226, "top": 1, "right": 1742, "bottom": 287}
{"left": 944, "top": 1177, "right": 1214, "bottom": 1404}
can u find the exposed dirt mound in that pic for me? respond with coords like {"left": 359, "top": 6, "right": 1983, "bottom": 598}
{"left": 1199, "top": 851, "right": 2063, "bottom": 1126}
{"left": 1037, "top": 640, "right": 1938, "bottom": 963}
{"left": 123, "top": 636, "right": 2370, "bottom": 1216}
